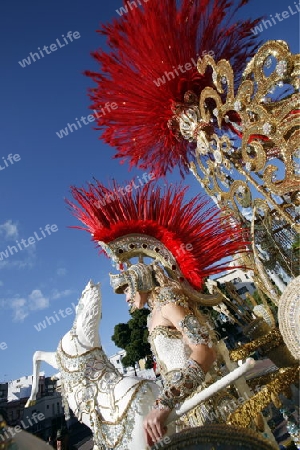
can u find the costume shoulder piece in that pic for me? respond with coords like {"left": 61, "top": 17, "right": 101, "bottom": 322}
{"left": 152, "top": 286, "right": 190, "bottom": 310}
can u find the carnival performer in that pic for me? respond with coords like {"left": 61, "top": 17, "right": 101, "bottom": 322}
{"left": 110, "top": 261, "right": 218, "bottom": 445}
{"left": 68, "top": 180, "right": 250, "bottom": 446}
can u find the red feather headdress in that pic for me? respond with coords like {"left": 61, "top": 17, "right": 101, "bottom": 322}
{"left": 67, "top": 181, "right": 249, "bottom": 291}
{"left": 86, "top": 0, "right": 262, "bottom": 176}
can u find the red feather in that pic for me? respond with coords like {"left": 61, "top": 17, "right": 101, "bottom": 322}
{"left": 86, "top": 0, "right": 262, "bottom": 177}
{"left": 67, "top": 181, "right": 249, "bottom": 290}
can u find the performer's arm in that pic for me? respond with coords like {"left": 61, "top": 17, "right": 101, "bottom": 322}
{"left": 153, "top": 303, "right": 216, "bottom": 410}
{"left": 143, "top": 303, "right": 216, "bottom": 444}
{"left": 168, "top": 304, "right": 216, "bottom": 372}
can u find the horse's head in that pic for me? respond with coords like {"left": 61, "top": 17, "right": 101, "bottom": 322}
{"left": 71, "top": 280, "right": 102, "bottom": 349}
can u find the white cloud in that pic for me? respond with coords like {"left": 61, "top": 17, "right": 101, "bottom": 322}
{"left": 0, "top": 287, "right": 74, "bottom": 322}
{"left": 0, "top": 298, "right": 6, "bottom": 308}
{"left": 28, "top": 290, "right": 49, "bottom": 311}
{"left": 0, "top": 220, "right": 19, "bottom": 240}
{"left": 52, "top": 289, "right": 74, "bottom": 300}
{"left": 0, "top": 246, "right": 36, "bottom": 271}
{"left": 0, "top": 221, "right": 36, "bottom": 272}
{"left": 0, "top": 281, "right": 3, "bottom": 286}
{"left": 11, "top": 298, "right": 28, "bottom": 322}
{"left": 1, "top": 289, "right": 49, "bottom": 322}
{"left": 57, "top": 268, "right": 67, "bottom": 276}
{"left": 0, "top": 258, "right": 35, "bottom": 270}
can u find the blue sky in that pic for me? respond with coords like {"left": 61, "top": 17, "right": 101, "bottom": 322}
{"left": 0, "top": 0, "right": 299, "bottom": 382}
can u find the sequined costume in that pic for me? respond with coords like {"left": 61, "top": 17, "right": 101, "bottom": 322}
{"left": 55, "top": 338, "right": 159, "bottom": 449}
{"left": 146, "top": 285, "right": 211, "bottom": 410}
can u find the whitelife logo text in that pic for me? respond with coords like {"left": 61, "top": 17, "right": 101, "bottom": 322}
{"left": 55, "top": 102, "right": 118, "bottom": 139}
{"left": 0, "top": 153, "right": 21, "bottom": 172}
{"left": 18, "top": 31, "right": 81, "bottom": 68}
{"left": 0, "top": 224, "right": 58, "bottom": 261}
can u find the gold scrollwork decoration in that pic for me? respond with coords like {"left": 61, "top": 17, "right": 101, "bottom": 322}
{"left": 183, "top": 40, "right": 299, "bottom": 302}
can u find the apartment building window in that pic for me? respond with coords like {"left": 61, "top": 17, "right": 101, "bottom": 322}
{"left": 237, "top": 286, "right": 248, "bottom": 295}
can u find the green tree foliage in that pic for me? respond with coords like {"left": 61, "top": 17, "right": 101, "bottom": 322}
{"left": 111, "top": 308, "right": 154, "bottom": 369}
{"left": 292, "top": 234, "right": 300, "bottom": 251}
{"left": 252, "top": 289, "right": 278, "bottom": 317}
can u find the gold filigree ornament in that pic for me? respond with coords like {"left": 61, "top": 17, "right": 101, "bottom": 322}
{"left": 229, "top": 328, "right": 284, "bottom": 361}
{"left": 227, "top": 365, "right": 300, "bottom": 429}
{"left": 278, "top": 275, "right": 300, "bottom": 360}
{"left": 183, "top": 40, "right": 299, "bottom": 302}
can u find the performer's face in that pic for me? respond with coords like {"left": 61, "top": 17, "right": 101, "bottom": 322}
{"left": 124, "top": 286, "right": 148, "bottom": 309}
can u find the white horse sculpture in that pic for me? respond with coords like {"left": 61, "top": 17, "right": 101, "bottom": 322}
{"left": 25, "top": 281, "right": 254, "bottom": 450}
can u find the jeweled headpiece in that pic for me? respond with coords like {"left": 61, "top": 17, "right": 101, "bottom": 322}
{"left": 85, "top": 0, "right": 262, "bottom": 177}
{"left": 67, "top": 181, "right": 249, "bottom": 305}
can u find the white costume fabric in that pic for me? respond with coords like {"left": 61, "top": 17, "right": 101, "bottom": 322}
{"left": 147, "top": 286, "right": 210, "bottom": 411}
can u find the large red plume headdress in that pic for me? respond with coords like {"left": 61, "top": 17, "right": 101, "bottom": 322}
{"left": 67, "top": 181, "right": 249, "bottom": 304}
{"left": 86, "top": 0, "right": 261, "bottom": 176}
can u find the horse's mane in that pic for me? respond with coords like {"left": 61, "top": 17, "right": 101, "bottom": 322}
{"left": 73, "top": 281, "right": 101, "bottom": 343}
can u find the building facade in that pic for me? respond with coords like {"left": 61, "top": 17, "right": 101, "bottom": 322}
{"left": 214, "top": 268, "right": 256, "bottom": 300}
{"left": 0, "top": 374, "right": 65, "bottom": 443}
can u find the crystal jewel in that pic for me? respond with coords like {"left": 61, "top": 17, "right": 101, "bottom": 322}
{"left": 179, "top": 108, "right": 199, "bottom": 141}
{"left": 264, "top": 57, "right": 272, "bottom": 69}
{"left": 172, "top": 371, "right": 183, "bottom": 383}
{"left": 196, "top": 131, "right": 210, "bottom": 155}
{"left": 214, "top": 150, "right": 222, "bottom": 164}
{"left": 294, "top": 148, "right": 300, "bottom": 159}
{"left": 237, "top": 185, "right": 246, "bottom": 194}
{"left": 276, "top": 60, "right": 287, "bottom": 76}
{"left": 263, "top": 122, "right": 272, "bottom": 135}
{"left": 294, "top": 164, "right": 300, "bottom": 175}
{"left": 234, "top": 100, "right": 242, "bottom": 111}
